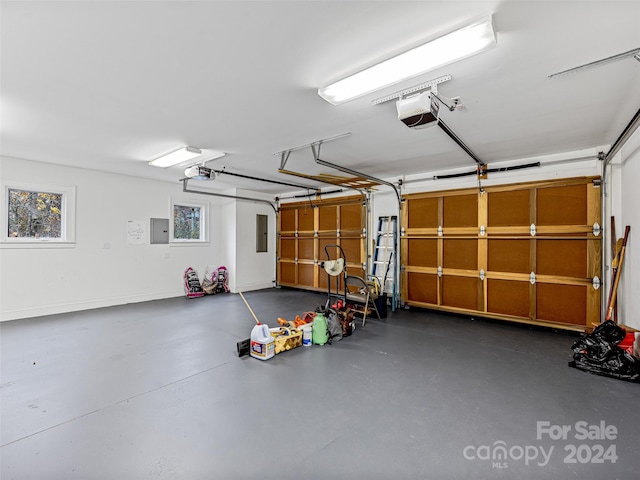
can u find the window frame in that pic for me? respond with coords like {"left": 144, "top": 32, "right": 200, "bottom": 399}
{"left": 1, "top": 181, "right": 76, "bottom": 247}
{"left": 170, "top": 199, "right": 208, "bottom": 244}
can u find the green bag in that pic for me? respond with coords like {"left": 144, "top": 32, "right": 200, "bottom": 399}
{"left": 312, "top": 313, "right": 328, "bottom": 345}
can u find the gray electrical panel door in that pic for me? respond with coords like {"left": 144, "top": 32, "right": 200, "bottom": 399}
{"left": 256, "top": 214, "right": 268, "bottom": 252}
{"left": 150, "top": 218, "right": 169, "bottom": 244}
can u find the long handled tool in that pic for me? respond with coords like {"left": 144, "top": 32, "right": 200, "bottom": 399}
{"left": 610, "top": 216, "right": 618, "bottom": 323}
{"left": 239, "top": 291, "right": 261, "bottom": 325}
{"left": 382, "top": 251, "right": 393, "bottom": 295}
{"left": 607, "top": 223, "right": 624, "bottom": 323}
{"left": 236, "top": 292, "right": 261, "bottom": 356}
{"left": 606, "top": 225, "right": 631, "bottom": 322}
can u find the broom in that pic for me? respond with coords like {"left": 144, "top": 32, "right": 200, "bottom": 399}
{"left": 236, "top": 292, "right": 262, "bottom": 357}
{"left": 605, "top": 226, "right": 631, "bottom": 322}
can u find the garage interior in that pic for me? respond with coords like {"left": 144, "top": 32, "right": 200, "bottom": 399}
{"left": 1, "top": 1, "right": 640, "bottom": 479}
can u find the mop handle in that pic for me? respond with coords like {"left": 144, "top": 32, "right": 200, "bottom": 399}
{"left": 239, "top": 291, "right": 261, "bottom": 325}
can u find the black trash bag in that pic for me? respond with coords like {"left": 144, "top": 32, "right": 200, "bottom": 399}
{"left": 569, "top": 321, "right": 640, "bottom": 383}
{"left": 326, "top": 308, "right": 343, "bottom": 343}
{"left": 590, "top": 320, "right": 626, "bottom": 345}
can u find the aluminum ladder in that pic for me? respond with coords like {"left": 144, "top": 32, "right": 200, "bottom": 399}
{"left": 371, "top": 215, "right": 398, "bottom": 311}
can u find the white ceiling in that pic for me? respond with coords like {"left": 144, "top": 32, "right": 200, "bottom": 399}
{"left": 2, "top": 1, "right": 639, "bottom": 194}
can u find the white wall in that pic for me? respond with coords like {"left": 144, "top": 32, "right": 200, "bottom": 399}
{"left": 619, "top": 127, "right": 640, "bottom": 330}
{"left": 235, "top": 191, "right": 277, "bottom": 292}
{"left": 219, "top": 194, "right": 238, "bottom": 292}
{"left": 0, "top": 157, "right": 274, "bottom": 321}
{"left": 219, "top": 188, "right": 277, "bottom": 293}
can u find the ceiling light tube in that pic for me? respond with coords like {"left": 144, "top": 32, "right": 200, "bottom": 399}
{"left": 149, "top": 146, "right": 203, "bottom": 168}
{"left": 318, "top": 16, "right": 496, "bottom": 105}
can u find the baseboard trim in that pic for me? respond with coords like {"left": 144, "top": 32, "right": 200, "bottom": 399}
{"left": 0, "top": 290, "right": 184, "bottom": 321}
{"left": 232, "top": 281, "right": 275, "bottom": 293}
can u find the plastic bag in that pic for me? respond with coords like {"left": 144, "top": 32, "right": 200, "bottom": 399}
{"left": 569, "top": 320, "right": 640, "bottom": 383}
{"left": 184, "top": 267, "right": 204, "bottom": 298}
{"left": 326, "top": 308, "right": 343, "bottom": 343}
{"left": 201, "top": 266, "right": 218, "bottom": 294}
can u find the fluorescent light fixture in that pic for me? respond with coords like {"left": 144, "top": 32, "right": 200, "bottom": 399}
{"left": 149, "top": 146, "right": 202, "bottom": 168}
{"left": 318, "top": 16, "right": 496, "bottom": 105}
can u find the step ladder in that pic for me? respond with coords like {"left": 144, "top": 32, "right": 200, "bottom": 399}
{"left": 371, "top": 216, "right": 398, "bottom": 311}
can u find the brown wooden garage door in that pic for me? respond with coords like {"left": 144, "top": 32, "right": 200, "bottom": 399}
{"left": 278, "top": 196, "right": 366, "bottom": 292}
{"left": 401, "top": 177, "right": 602, "bottom": 331}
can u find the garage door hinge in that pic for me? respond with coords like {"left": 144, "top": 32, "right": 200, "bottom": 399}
{"left": 530, "top": 224, "right": 536, "bottom": 236}
{"left": 592, "top": 222, "right": 601, "bottom": 236}
{"left": 438, "top": 226, "right": 443, "bottom": 236}
{"left": 530, "top": 272, "right": 536, "bottom": 284}
{"left": 480, "top": 225, "right": 486, "bottom": 236}
{"left": 401, "top": 227, "right": 406, "bottom": 236}
{"left": 592, "top": 276, "right": 601, "bottom": 290}
{"left": 479, "top": 269, "right": 485, "bottom": 280}
{"left": 401, "top": 264, "right": 406, "bottom": 273}
{"left": 437, "top": 266, "right": 443, "bottom": 277}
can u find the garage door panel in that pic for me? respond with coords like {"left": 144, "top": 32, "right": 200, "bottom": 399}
{"left": 407, "top": 272, "right": 438, "bottom": 304}
{"left": 488, "top": 190, "right": 530, "bottom": 227}
{"left": 297, "top": 264, "right": 315, "bottom": 287}
{"left": 298, "top": 210, "right": 314, "bottom": 232}
{"left": 537, "top": 185, "right": 587, "bottom": 226}
{"left": 277, "top": 197, "right": 365, "bottom": 293}
{"left": 442, "top": 276, "right": 480, "bottom": 310}
{"left": 537, "top": 283, "right": 587, "bottom": 326}
{"left": 407, "top": 239, "right": 438, "bottom": 267}
{"left": 443, "top": 239, "right": 477, "bottom": 270}
{"left": 488, "top": 239, "right": 530, "bottom": 273}
{"left": 340, "top": 237, "right": 361, "bottom": 264}
{"left": 402, "top": 177, "right": 600, "bottom": 331}
{"left": 487, "top": 279, "right": 529, "bottom": 318}
{"left": 537, "top": 239, "right": 587, "bottom": 278}
{"left": 319, "top": 238, "right": 339, "bottom": 261}
{"left": 280, "top": 209, "right": 296, "bottom": 232}
{"left": 280, "top": 238, "right": 296, "bottom": 260}
{"left": 407, "top": 198, "right": 438, "bottom": 229}
{"left": 318, "top": 205, "right": 337, "bottom": 231}
{"left": 340, "top": 204, "right": 363, "bottom": 231}
{"left": 298, "top": 238, "right": 314, "bottom": 260}
{"left": 443, "top": 194, "right": 477, "bottom": 228}
{"left": 280, "top": 262, "right": 296, "bottom": 284}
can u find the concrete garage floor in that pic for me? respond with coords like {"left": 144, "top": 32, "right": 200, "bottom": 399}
{"left": 1, "top": 288, "right": 638, "bottom": 480}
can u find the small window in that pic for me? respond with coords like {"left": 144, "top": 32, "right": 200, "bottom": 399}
{"left": 172, "top": 201, "right": 206, "bottom": 242}
{"left": 2, "top": 182, "right": 76, "bottom": 245}
{"left": 256, "top": 214, "right": 268, "bottom": 252}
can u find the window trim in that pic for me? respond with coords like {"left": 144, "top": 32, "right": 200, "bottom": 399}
{"left": 1, "top": 181, "right": 76, "bottom": 247}
{"left": 170, "top": 199, "right": 208, "bottom": 244}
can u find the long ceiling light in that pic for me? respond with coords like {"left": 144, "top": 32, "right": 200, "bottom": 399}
{"left": 318, "top": 16, "right": 496, "bottom": 105}
{"left": 149, "top": 146, "right": 206, "bottom": 168}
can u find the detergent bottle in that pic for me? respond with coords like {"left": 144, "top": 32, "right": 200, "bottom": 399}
{"left": 250, "top": 324, "right": 275, "bottom": 360}
{"left": 312, "top": 313, "right": 328, "bottom": 345}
